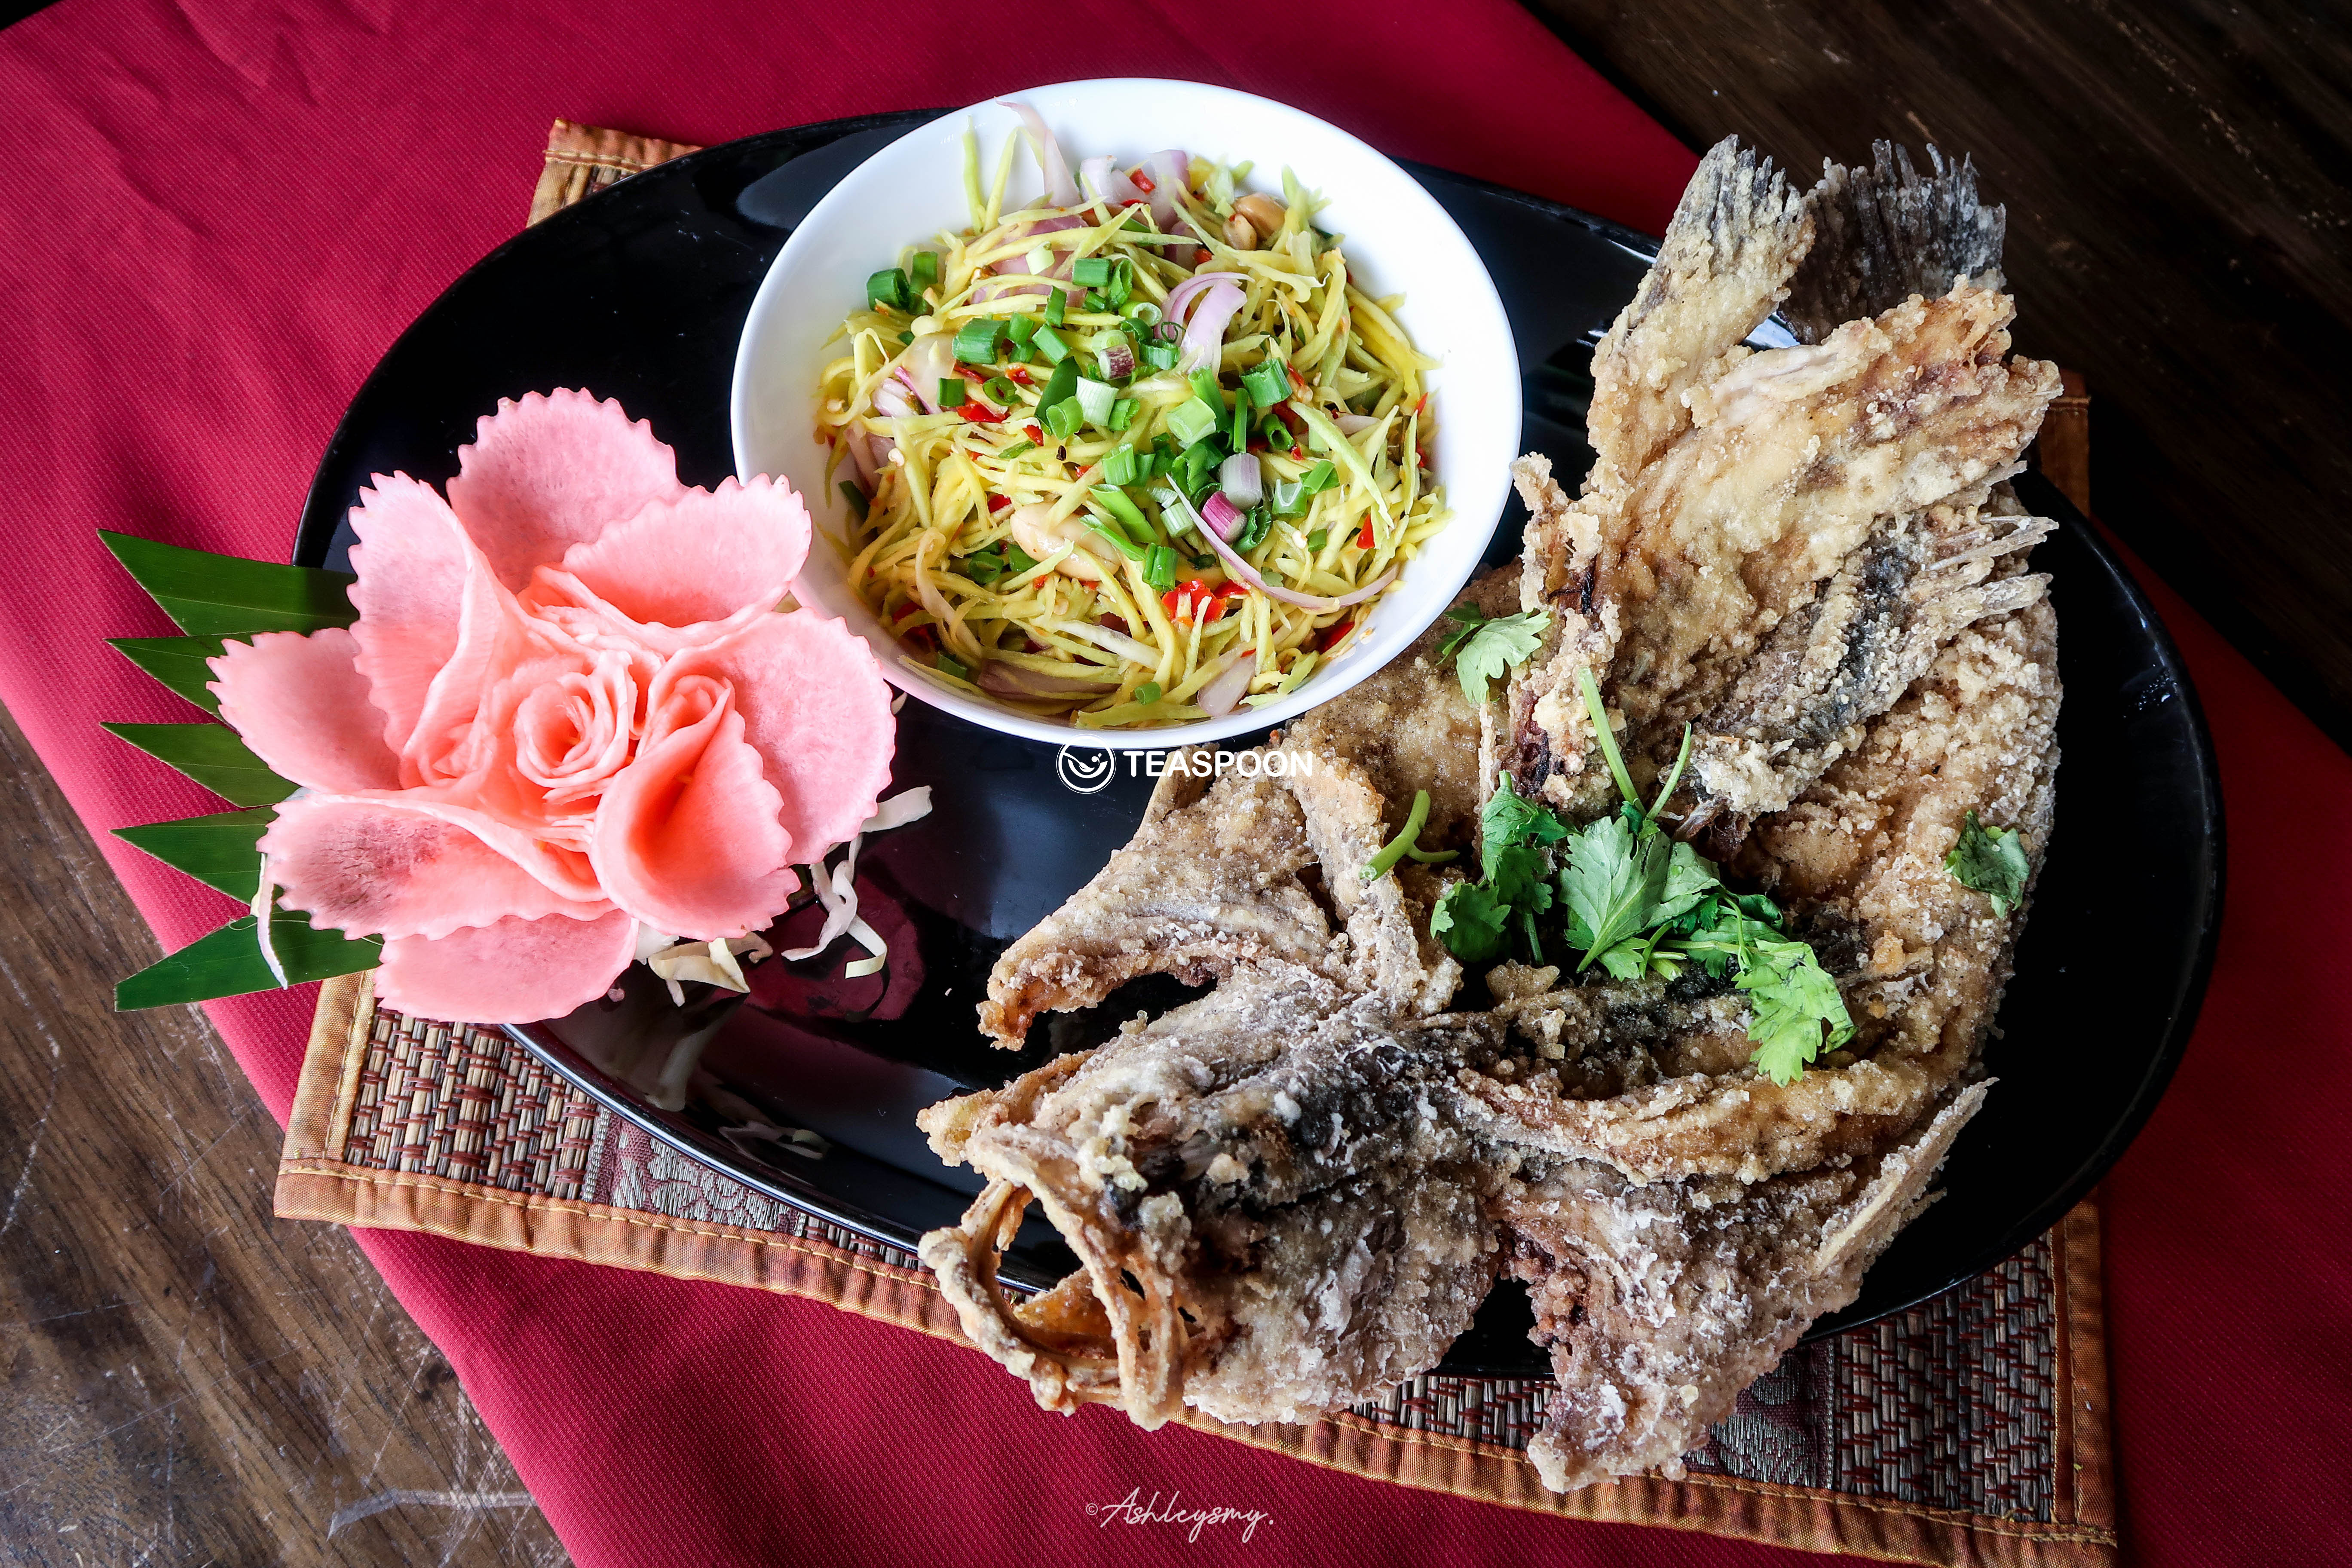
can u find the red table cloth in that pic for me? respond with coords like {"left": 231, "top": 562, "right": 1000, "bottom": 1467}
{"left": 3, "top": 0, "right": 2346, "bottom": 1562}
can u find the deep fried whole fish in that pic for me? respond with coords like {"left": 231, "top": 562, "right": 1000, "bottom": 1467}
{"left": 1505, "top": 140, "right": 2060, "bottom": 830}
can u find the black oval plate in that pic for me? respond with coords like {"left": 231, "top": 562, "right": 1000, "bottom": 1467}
{"left": 298, "top": 113, "right": 2223, "bottom": 1372}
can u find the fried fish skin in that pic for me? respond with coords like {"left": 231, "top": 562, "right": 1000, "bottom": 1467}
{"left": 1504, "top": 138, "right": 2058, "bottom": 828}
{"left": 1506, "top": 1083, "right": 1988, "bottom": 1492}
{"left": 920, "top": 979, "right": 1502, "bottom": 1428}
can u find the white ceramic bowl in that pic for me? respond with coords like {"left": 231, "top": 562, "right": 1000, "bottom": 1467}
{"left": 732, "top": 78, "right": 1519, "bottom": 750}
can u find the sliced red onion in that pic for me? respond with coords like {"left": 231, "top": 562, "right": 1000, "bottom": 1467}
{"left": 1002, "top": 101, "right": 1080, "bottom": 208}
{"left": 1197, "top": 496, "right": 1402, "bottom": 611}
{"left": 1078, "top": 155, "right": 1146, "bottom": 208}
{"left": 1161, "top": 271, "right": 1246, "bottom": 327}
{"left": 1178, "top": 281, "right": 1244, "bottom": 372}
{"left": 900, "top": 334, "right": 954, "bottom": 413}
{"left": 1200, "top": 490, "right": 1247, "bottom": 543}
{"left": 839, "top": 427, "right": 876, "bottom": 486}
{"left": 1218, "top": 452, "right": 1263, "bottom": 508}
{"left": 1197, "top": 650, "right": 1256, "bottom": 718}
{"left": 1145, "top": 150, "right": 1190, "bottom": 229}
{"left": 1098, "top": 340, "right": 1136, "bottom": 380}
{"left": 977, "top": 660, "right": 1118, "bottom": 699}
{"left": 872, "top": 377, "right": 917, "bottom": 420}
{"left": 1333, "top": 412, "right": 1379, "bottom": 435}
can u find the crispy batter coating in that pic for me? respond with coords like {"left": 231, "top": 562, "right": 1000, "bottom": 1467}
{"left": 1506, "top": 1083, "right": 1988, "bottom": 1490}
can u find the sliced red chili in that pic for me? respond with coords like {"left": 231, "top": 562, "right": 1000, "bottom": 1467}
{"left": 1357, "top": 518, "right": 1377, "bottom": 549}
{"left": 1130, "top": 169, "right": 1156, "bottom": 193}
{"left": 1024, "top": 423, "right": 1045, "bottom": 444}
{"left": 961, "top": 401, "right": 1007, "bottom": 424}
{"left": 1192, "top": 248, "right": 1213, "bottom": 266}
{"left": 986, "top": 493, "right": 1010, "bottom": 512}
{"left": 1007, "top": 365, "right": 1033, "bottom": 385}
{"left": 1318, "top": 619, "right": 1354, "bottom": 651}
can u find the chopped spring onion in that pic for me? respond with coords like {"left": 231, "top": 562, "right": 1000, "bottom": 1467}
{"left": 952, "top": 317, "right": 1004, "bottom": 363}
{"left": 1305, "top": 527, "right": 1329, "bottom": 549}
{"left": 1134, "top": 680, "right": 1163, "bottom": 704}
{"left": 1034, "top": 326, "right": 1071, "bottom": 365}
{"left": 1037, "top": 359, "right": 1078, "bottom": 416}
{"left": 1123, "top": 300, "right": 1162, "bottom": 325}
{"left": 1152, "top": 484, "right": 1203, "bottom": 536}
{"left": 1072, "top": 255, "right": 1113, "bottom": 287}
{"left": 1141, "top": 341, "right": 1179, "bottom": 372}
{"left": 1090, "top": 484, "right": 1152, "bottom": 538}
{"left": 1299, "top": 458, "right": 1338, "bottom": 493}
{"left": 1271, "top": 480, "right": 1307, "bottom": 517}
{"left": 839, "top": 481, "right": 869, "bottom": 520}
{"left": 1101, "top": 444, "right": 1141, "bottom": 486}
{"left": 909, "top": 250, "right": 939, "bottom": 294}
{"left": 997, "top": 439, "right": 1036, "bottom": 459}
{"left": 1109, "top": 396, "right": 1139, "bottom": 432}
{"left": 1241, "top": 358, "right": 1291, "bottom": 407}
{"left": 1044, "top": 399, "right": 1084, "bottom": 441}
{"left": 1179, "top": 438, "right": 1224, "bottom": 495}
{"left": 1074, "top": 376, "right": 1118, "bottom": 428}
{"left": 1004, "top": 312, "right": 1040, "bottom": 345}
{"left": 1166, "top": 398, "right": 1219, "bottom": 448}
{"left": 1189, "top": 367, "right": 1221, "bottom": 404}
{"left": 866, "top": 268, "right": 910, "bottom": 310}
{"left": 937, "top": 652, "right": 970, "bottom": 680}
{"left": 1044, "top": 286, "right": 1067, "bottom": 327}
{"left": 1084, "top": 514, "right": 1148, "bottom": 561}
{"left": 983, "top": 375, "right": 1020, "bottom": 404}
{"left": 1142, "top": 545, "right": 1177, "bottom": 594}
{"left": 938, "top": 377, "right": 968, "bottom": 407}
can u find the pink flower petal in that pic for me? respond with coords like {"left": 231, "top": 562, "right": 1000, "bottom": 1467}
{"left": 207, "top": 628, "right": 400, "bottom": 792}
{"left": 346, "top": 474, "right": 475, "bottom": 755}
{"left": 557, "top": 475, "right": 810, "bottom": 632}
{"left": 521, "top": 569, "right": 775, "bottom": 659}
{"left": 263, "top": 794, "right": 605, "bottom": 939}
{"left": 445, "top": 390, "right": 687, "bottom": 590}
{"left": 375, "top": 908, "right": 637, "bottom": 1024}
{"left": 651, "top": 610, "right": 895, "bottom": 861}
{"left": 591, "top": 685, "right": 796, "bottom": 940}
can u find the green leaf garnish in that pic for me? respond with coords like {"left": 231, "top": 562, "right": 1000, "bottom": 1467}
{"left": 101, "top": 531, "right": 356, "bottom": 637}
{"left": 1438, "top": 671, "right": 1853, "bottom": 1083}
{"left": 1945, "top": 809, "right": 2030, "bottom": 918}
{"left": 107, "top": 635, "right": 237, "bottom": 714}
{"left": 1438, "top": 606, "right": 1551, "bottom": 707}
{"left": 113, "top": 807, "right": 275, "bottom": 900}
{"left": 101, "top": 723, "right": 296, "bottom": 806}
{"left": 1431, "top": 879, "right": 1511, "bottom": 963}
{"left": 116, "top": 910, "right": 381, "bottom": 1011}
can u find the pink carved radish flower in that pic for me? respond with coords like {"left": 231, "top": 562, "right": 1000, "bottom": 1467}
{"left": 206, "top": 391, "right": 895, "bottom": 1023}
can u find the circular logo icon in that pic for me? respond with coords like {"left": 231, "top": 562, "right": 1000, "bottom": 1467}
{"left": 1056, "top": 744, "right": 1116, "bottom": 794}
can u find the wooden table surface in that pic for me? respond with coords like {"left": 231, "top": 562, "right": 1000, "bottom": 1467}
{"left": 3, "top": 2, "right": 2345, "bottom": 1562}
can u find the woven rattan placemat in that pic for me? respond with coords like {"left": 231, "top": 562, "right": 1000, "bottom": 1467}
{"left": 273, "top": 122, "right": 2117, "bottom": 1565}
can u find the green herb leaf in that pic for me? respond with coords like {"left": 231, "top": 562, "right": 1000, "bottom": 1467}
{"left": 1443, "top": 609, "right": 1550, "bottom": 706}
{"left": 116, "top": 910, "right": 381, "bottom": 1010}
{"left": 113, "top": 807, "right": 275, "bottom": 900}
{"left": 1736, "top": 936, "right": 1855, "bottom": 1085}
{"left": 1945, "top": 808, "right": 2030, "bottom": 918}
{"left": 101, "top": 532, "right": 356, "bottom": 637}
{"left": 1480, "top": 775, "right": 1568, "bottom": 872}
{"left": 102, "top": 723, "right": 295, "bottom": 806}
{"left": 1431, "top": 880, "right": 1511, "bottom": 964}
{"left": 107, "top": 635, "right": 237, "bottom": 714}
